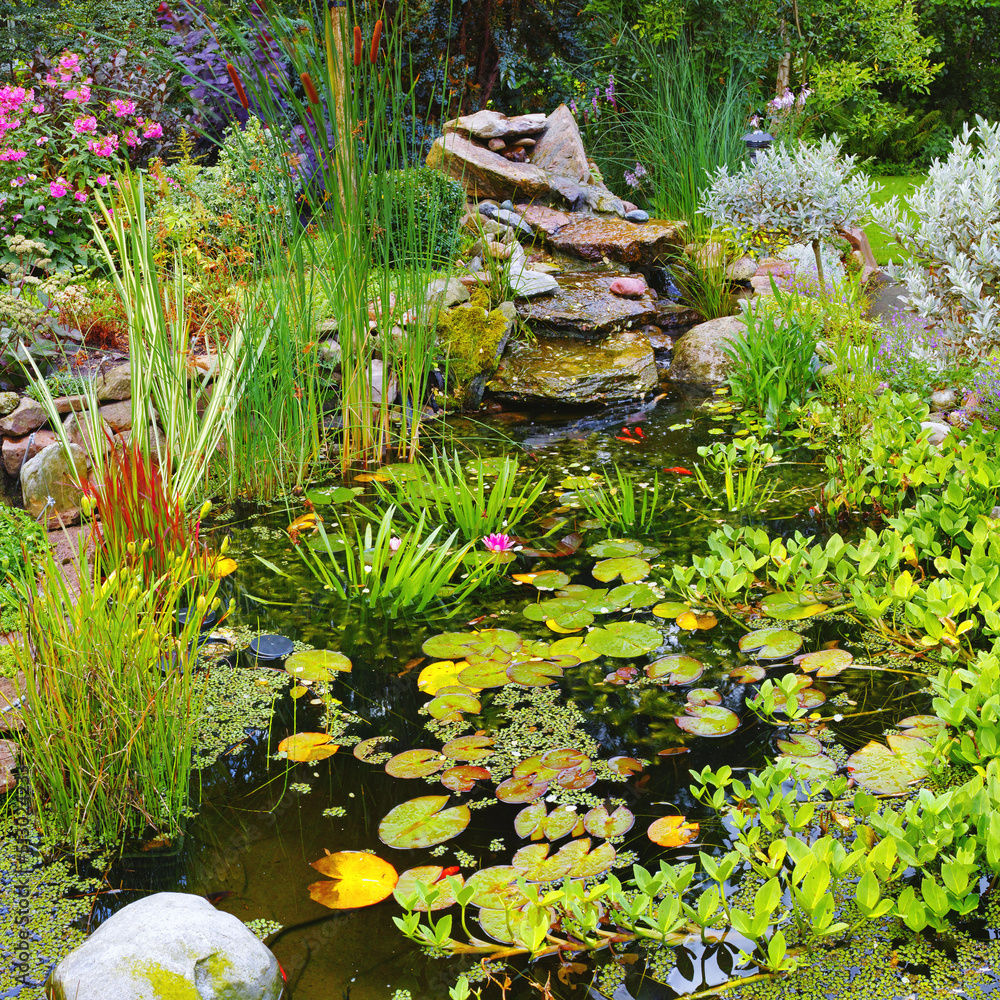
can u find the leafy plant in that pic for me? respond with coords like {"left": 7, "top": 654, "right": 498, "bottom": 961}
{"left": 0, "top": 505, "right": 48, "bottom": 633}
{"left": 692, "top": 435, "right": 777, "bottom": 511}
{"left": 577, "top": 465, "right": 662, "bottom": 534}
{"left": 667, "top": 245, "right": 736, "bottom": 321}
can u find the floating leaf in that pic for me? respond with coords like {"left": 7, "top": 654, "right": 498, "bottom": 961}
{"left": 513, "top": 755, "right": 561, "bottom": 781}
{"left": 760, "top": 592, "right": 828, "bottom": 620}
{"left": 305, "top": 485, "right": 363, "bottom": 505}
{"left": 646, "top": 655, "right": 704, "bottom": 686}
{"left": 794, "top": 648, "right": 854, "bottom": 677}
{"left": 279, "top": 732, "right": 340, "bottom": 762}
{"left": 730, "top": 664, "right": 766, "bottom": 682}
{"left": 512, "top": 838, "right": 614, "bottom": 881}
{"left": 592, "top": 557, "right": 651, "bottom": 584}
{"left": 652, "top": 602, "right": 691, "bottom": 620}
{"left": 422, "top": 629, "right": 521, "bottom": 661}
{"left": 385, "top": 749, "right": 447, "bottom": 779}
{"left": 531, "top": 636, "right": 600, "bottom": 664}
{"left": 647, "top": 816, "right": 699, "bottom": 847}
{"left": 846, "top": 734, "right": 931, "bottom": 795}
{"left": 776, "top": 751, "right": 837, "bottom": 779}
{"left": 458, "top": 661, "right": 511, "bottom": 688}
{"left": 441, "top": 765, "right": 491, "bottom": 792}
{"left": 378, "top": 795, "right": 471, "bottom": 849}
{"left": 686, "top": 688, "right": 722, "bottom": 706}
{"left": 541, "top": 748, "right": 590, "bottom": 771}
{"left": 288, "top": 511, "right": 318, "bottom": 535}
{"left": 675, "top": 704, "right": 741, "bottom": 737}
{"left": 418, "top": 660, "right": 477, "bottom": 695}
{"left": 775, "top": 733, "right": 824, "bottom": 757}
{"left": 514, "top": 802, "right": 548, "bottom": 839}
{"left": 587, "top": 538, "right": 644, "bottom": 558}
{"left": 286, "top": 649, "right": 352, "bottom": 681}
{"left": 426, "top": 691, "right": 481, "bottom": 722}
{"left": 441, "top": 735, "right": 494, "bottom": 761}
{"left": 466, "top": 866, "right": 527, "bottom": 908}
{"left": 546, "top": 619, "right": 585, "bottom": 634}
{"left": 478, "top": 904, "right": 546, "bottom": 946}
{"left": 606, "top": 583, "right": 658, "bottom": 609}
{"left": 507, "top": 660, "right": 564, "bottom": 686}
{"left": 608, "top": 756, "right": 644, "bottom": 776}
{"left": 583, "top": 805, "right": 634, "bottom": 839}
{"left": 557, "top": 768, "right": 598, "bottom": 790}
{"left": 308, "top": 851, "right": 398, "bottom": 909}
{"left": 393, "top": 866, "right": 465, "bottom": 911}
{"left": 513, "top": 570, "right": 571, "bottom": 591}
{"left": 585, "top": 622, "right": 662, "bottom": 658}
{"left": 676, "top": 611, "right": 718, "bottom": 631}
{"left": 657, "top": 747, "right": 691, "bottom": 756}
{"left": 898, "top": 715, "right": 946, "bottom": 738}
{"left": 738, "top": 628, "right": 803, "bottom": 660}
{"left": 353, "top": 736, "right": 396, "bottom": 763}
{"left": 543, "top": 805, "right": 583, "bottom": 840}
{"left": 773, "top": 681, "right": 826, "bottom": 713}
{"left": 496, "top": 775, "right": 549, "bottom": 803}
{"left": 213, "top": 557, "right": 238, "bottom": 578}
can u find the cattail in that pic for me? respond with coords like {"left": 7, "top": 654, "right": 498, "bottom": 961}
{"left": 370, "top": 19, "right": 382, "bottom": 63}
{"left": 226, "top": 63, "right": 249, "bottom": 110}
{"left": 353, "top": 25, "right": 362, "bottom": 66}
{"left": 300, "top": 71, "right": 320, "bottom": 105}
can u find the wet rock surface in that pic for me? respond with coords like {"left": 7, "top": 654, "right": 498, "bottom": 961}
{"left": 547, "top": 217, "right": 686, "bottom": 265}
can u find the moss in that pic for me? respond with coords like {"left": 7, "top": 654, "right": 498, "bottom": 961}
{"left": 437, "top": 290, "right": 511, "bottom": 386}
{"left": 132, "top": 961, "right": 200, "bottom": 999}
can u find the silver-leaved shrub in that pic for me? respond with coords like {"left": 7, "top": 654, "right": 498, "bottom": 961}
{"left": 700, "top": 136, "right": 875, "bottom": 295}
{"left": 874, "top": 117, "right": 1000, "bottom": 359}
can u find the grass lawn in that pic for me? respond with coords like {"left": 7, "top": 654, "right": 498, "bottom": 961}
{"left": 865, "top": 174, "right": 926, "bottom": 266}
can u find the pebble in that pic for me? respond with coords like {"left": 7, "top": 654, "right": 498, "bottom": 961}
{"left": 624, "top": 209, "right": 649, "bottom": 224}
{"left": 930, "top": 388, "right": 957, "bottom": 409}
{"left": 609, "top": 276, "right": 648, "bottom": 299}
{"left": 500, "top": 199, "right": 514, "bottom": 210}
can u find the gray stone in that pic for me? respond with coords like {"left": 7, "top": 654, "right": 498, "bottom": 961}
{"left": 2, "top": 428, "right": 57, "bottom": 476}
{"left": 490, "top": 329, "right": 657, "bottom": 405}
{"left": 583, "top": 183, "right": 626, "bottom": 217}
{"left": 624, "top": 209, "right": 649, "bottom": 224}
{"left": 423, "top": 276, "right": 471, "bottom": 315}
{"left": 0, "top": 391, "right": 18, "bottom": 417}
{"left": 0, "top": 397, "right": 46, "bottom": 436}
{"left": 20, "top": 442, "right": 90, "bottom": 529}
{"left": 919, "top": 420, "right": 952, "bottom": 446}
{"left": 528, "top": 104, "right": 589, "bottom": 184}
{"left": 865, "top": 282, "right": 910, "bottom": 324}
{"left": 99, "top": 400, "right": 134, "bottom": 434}
{"left": 548, "top": 175, "right": 587, "bottom": 211}
{"left": 508, "top": 266, "right": 560, "bottom": 299}
{"left": 991, "top": 506, "right": 1000, "bottom": 520}
{"left": 727, "top": 256, "right": 758, "bottom": 282}
{"left": 669, "top": 315, "right": 747, "bottom": 384}
{"left": 443, "top": 110, "right": 548, "bottom": 141}
{"left": 94, "top": 363, "right": 131, "bottom": 402}
{"left": 500, "top": 199, "right": 514, "bottom": 210}
{"left": 494, "top": 208, "right": 533, "bottom": 238}
{"left": 488, "top": 137, "right": 506, "bottom": 152}
{"left": 426, "top": 131, "right": 551, "bottom": 201}
{"left": 64, "top": 409, "right": 113, "bottom": 458}
{"left": 930, "top": 388, "right": 957, "bottom": 409}
{"left": 48, "top": 891, "right": 281, "bottom": 1000}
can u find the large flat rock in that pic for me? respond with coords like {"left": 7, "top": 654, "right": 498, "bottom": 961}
{"left": 548, "top": 217, "right": 687, "bottom": 265}
{"left": 515, "top": 270, "right": 658, "bottom": 338}
{"left": 489, "top": 329, "right": 658, "bottom": 405}
{"left": 426, "top": 132, "right": 551, "bottom": 201}
{"left": 444, "top": 110, "right": 548, "bottom": 141}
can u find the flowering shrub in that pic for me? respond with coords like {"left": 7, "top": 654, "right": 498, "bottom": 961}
{"left": 972, "top": 355, "right": 1000, "bottom": 427}
{"left": 874, "top": 118, "right": 1000, "bottom": 360}
{"left": 0, "top": 48, "right": 177, "bottom": 269}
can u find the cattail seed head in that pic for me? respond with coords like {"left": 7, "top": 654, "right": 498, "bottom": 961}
{"left": 226, "top": 63, "right": 249, "bottom": 110}
{"left": 353, "top": 25, "right": 362, "bottom": 66}
{"left": 370, "top": 19, "right": 383, "bottom": 63}
{"left": 300, "top": 71, "right": 320, "bottom": 105}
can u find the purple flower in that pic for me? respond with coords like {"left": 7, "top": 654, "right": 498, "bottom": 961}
{"left": 482, "top": 533, "right": 516, "bottom": 553}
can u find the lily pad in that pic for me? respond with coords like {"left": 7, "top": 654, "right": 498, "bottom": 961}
{"left": 278, "top": 732, "right": 340, "bottom": 762}
{"left": 385, "top": 749, "right": 447, "bottom": 779}
{"left": 523, "top": 599, "right": 595, "bottom": 629}
{"left": 426, "top": 691, "right": 481, "bottom": 722}
{"left": 606, "top": 583, "right": 658, "bottom": 610}
{"left": 773, "top": 681, "right": 826, "bottom": 713}
{"left": 776, "top": 751, "right": 838, "bottom": 778}
{"left": 512, "top": 570, "right": 570, "bottom": 591}
{"left": 646, "top": 655, "right": 704, "bottom": 686}
{"left": 496, "top": 775, "right": 549, "bottom": 803}
{"left": 514, "top": 801, "right": 548, "bottom": 838}
{"left": 308, "top": 851, "right": 398, "bottom": 909}
{"left": 587, "top": 538, "right": 645, "bottom": 558}
{"left": 760, "top": 592, "right": 829, "bottom": 620}
{"left": 418, "top": 660, "right": 477, "bottom": 695}
{"left": 531, "top": 636, "right": 600, "bottom": 664}
{"left": 378, "top": 795, "right": 471, "bottom": 849}
{"left": 652, "top": 602, "right": 691, "bottom": 620}
{"left": 465, "top": 866, "right": 528, "bottom": 909}
{"left": 775, "top": 733, "right": 825, "bottom": 757}
{"left": 593, "top": 557, "right": 651, "bottom": 584}
{"left": 687, "top": 688, "right": 722, "bottom": 706}
{"left": 647, "top": 816, "right": 699, "bottom": 847}
{"left": 607, "top": 756, "right": 644, "bottom": 776}
{"left": 585, "top": 622, "right": 662, "bottom": 658}
{"left": 441, "top": 735, "right": 494, "bottom": 761}
{"left": 794, "top": 648, "right": 854, "bottom": 677}
{"left": 730, "top": 664, "right": 766, "bottom": 683}
{"left": 305, "top": 485, "right": 363, "bottom": 505}
{"left": 285, "top": 649, "right": 352, "bottom": 681}
{"left": 507, "top": 660, "right": 564, "bottom": 687}
{"left": 512, "top": 755, "right": 561, "bottom": 781}
{"left": 675, "top": 704, "right": 741, "bottom": 737}
{"left": 738, "top": 628, "right": 804, "bottom": 661}
{"left": 512, "top": 838, "right": 614, "bottom": 881}
{"left": 898, "top": 715, "right": 946, "bottom": 738}
{"left": 457, "top": 660, "right": 512, "bottom": 688}
{"left": 583, "top": 804, "right": 634, "bottom": 839}
{"left": 676, "top": 611, "right": 718, "bottom": 631}
{"left": 441, "top": 765, "right": 491, "bottom": 792}
{"left": 541, "top": 748, "right": 590, "bottom": 771}
{"left": 353, "top": 736, "right": 396, "bottom": 763}
{"left": 393, "top": 866, "right": 464, "bottom": 911}
{"left": 846, "top": 734, "right": 931, "bottom": 794}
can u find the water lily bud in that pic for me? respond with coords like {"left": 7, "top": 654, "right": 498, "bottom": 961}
{"left": 199, "top": 500, "right": 212, "bottom": 519}
{"left": 211, "top": 597, "right": 221, "bottom": 611}
{"left": 196, "top": 595, "right": 207, "bottom": 613}
{"left": 220, "top": 535, "right": 230, "bottom": 555}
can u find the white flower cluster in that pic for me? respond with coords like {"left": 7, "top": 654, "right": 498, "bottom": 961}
{"left": 700, "top": 136, "right": 875, "bottom": 270}
{"left": 874, "top": 116, "right": 1000, "bottom": 359}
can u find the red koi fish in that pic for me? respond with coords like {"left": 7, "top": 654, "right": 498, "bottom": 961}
{"left": 664, "top": 466, "right": 693, "bottom": 475}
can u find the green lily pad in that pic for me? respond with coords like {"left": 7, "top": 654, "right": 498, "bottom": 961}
{"left": 760, "top": 592, "right": 829, "bottom": 620}
{"left": 587, "top": 538, "right": 645, "bottom": 558}
{"left": 776, "top": 751, "right": 838, "bottom": 778}
{"left": 585, "top": 622, "right": 662, "bottom": 658}
{"left": 514, "top": 801, "right": 548, "bottom": 838}
{"left": 646, "top": 655, "right": 704, "bottom": 685}
{"left": 458, "top": 661, "right": 513, "bottom": 688}
{"left": 512, "top": 755, "right": 561, "bottom": 781}
{"left": 441, "top": 765, "right": 491, "bottom": 792}
{"left": 593, "top": 557, "right": 651, "bottom": 584}
{"left": 556, "top": 768, "right": 598, "bottom": 790}
{"left": 477, "top": 904, "right": 539, "bottom": 946}
{"left": 507, "top": 660, "right": 564, "bottom": 687}
{"left": 846, "top": 734, "right": 931, "bottom": 794}
{"left": 542, "top": 805, "right": 581, "bottom": 840}
{"left": 393, "top": 865, "right": 464, "bottom": 911}
{"left": 465, "top": 866, "right": 527, "bottom": 908}
{"left": 528, "top": 570, "right": 571, "bottom": 591}
{"left": 652, "top": 602, "right": 691, "bottom": 620}
{"left": 530, "top": 636, "right": 600, "bottom": 664}
{"left": 606, "top": 583, "right": 658, "bottom": 610}
{"left": 285, "top": 649, "right": 352, "bottom": 681}
{"left": 773, "top": 680, "right": 826, "bottom": 713}
{"left": 583, "top": 804, "right": 634, "bottom": 839}
{"left": 422, "top": 629, "right": 522, "bottom": 660}
{"left": 775, "top": 733, "right": 825, "bottom": 757}
{"left": 541, "top": 747, "right": 590, "bottom": 771}
{"left": 794, "top": 648, "right": 854, "bottom": 677}
{"left": 738, "top": 628, "right": 804, "bottom": 660}
{"left": 426, "top": 691, "right": 482, "bottom": 722}
{"left": 898, "top": 715, "right": 946, "bottom": 738}
{"left": 686, "top": 688, "right": 722, "bottom": 706}
{"left": 376, "top": 463, "right": 426, "bottom": 482}
{"left": 675, "top": 704, "right": 741, "bottom": 737}
{"left": 496, "top": 775, "right": 550, "bottom": 803}
{"left": 378, "top": 795, "right": 471, "bottom": 849}
{"left": 512, "top": 838, "right": 614, "bottom": 881}
{"left": 730, "top": 664, "right": 766, "bottom": 683}
{"left": 441, "top": 735, "right": 494, "bottom": 761}
{"left": 385, "top": 749, "right": 447, "bottom": 778}
{"left": 523, "top": 598, "right": 596, "bottom": 628}
{"left": 305, "top": 485, "right": 363, "bottom": 505}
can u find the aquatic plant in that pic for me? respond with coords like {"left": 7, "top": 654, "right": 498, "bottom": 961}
{"left": 576, "top": 465, "right": 662, "bottom": 534}
{"left": 692, "top": 435, "right": 777, "bottom": 512}
{"left": 667, "top": 244, "right": 737, "bottom": 321}
{"left": 0, "top": 504, "right": 47, "bottom": 633}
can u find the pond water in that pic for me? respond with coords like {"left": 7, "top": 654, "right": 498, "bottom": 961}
{"left": 72, "top": 390, "right": 937, "bottom": 999}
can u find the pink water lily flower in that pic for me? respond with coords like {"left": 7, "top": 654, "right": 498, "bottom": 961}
{"left": 482, "top": 532, "right": 516, "bottom": 553}
{"left": 389, "top": 536, "right": 401, "bottom": 552}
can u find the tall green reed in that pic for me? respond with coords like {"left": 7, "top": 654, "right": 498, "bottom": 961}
{"left": 578, "top": 466, "right": 662, "bottom": 534}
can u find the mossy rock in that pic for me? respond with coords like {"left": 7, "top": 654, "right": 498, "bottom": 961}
{"left": 437, "top": 290, "right": 515, "bottom": 402}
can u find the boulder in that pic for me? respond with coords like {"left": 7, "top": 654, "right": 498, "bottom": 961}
{"left": 515, "top": 271, "right": 658, "bottom": 337}
{"left": 0, "top": 391, "right": 19, "bottom": 417}
{"left": 528, "top": 104, "right": 589, "bottom": 184}
{"left": 99, "top": 400, "right": 134, "bottom": 434}
{"left": 20, "top": 442, "right": 90, "bottom": 528}
{"left": 920, "top": 420, "right": 952, "bottom": 446}
{"left": 64, "top": 410, "right": 114, "bottom": 459}
{"left": 547, "top": 217, "right": 686, "bottom": 265}
{"left": 547, "top": 175, "right": 587, "bottom": 211}
{"left": 426, "top": 132, "right": 551, "bottom": 201}
{"left": 2, "top": 428, "right": 57, "bottom": 476}
{"left": 47, "top": 892, "right": 282, "bottom": 1000}
{"left": 583, "top": 183, "right": 626, "bottom": 217}
{"left": 443, "top": 110, "right": 548, "bottom": 141}
{"left": 490, "top": 329, "right": 658, "bottom": 404}
{"left": 423, "top": 276, "right": 471, "bottom": 315}
{"left": 669, "top": 315, "right": 747, "bottom": 383}
{"left": 508, "top": 266, "right": 560, "bottom": 299}
{"left": 53, "top": 395, "right": 93, "bottom": 414}
{"left": 518, "top": 204, "right": 571, "bottom": 238}
{"left": 929, "top": 388, "right": 957, "bottom": 410}
{"left": 0, "top": 397, "right": 46, "bottom": 437}
{"left": 95, "top": 363, "right": 132, "bottom": 402}
{"left": 727, "top": 256, "right": 758, "bottom": 282}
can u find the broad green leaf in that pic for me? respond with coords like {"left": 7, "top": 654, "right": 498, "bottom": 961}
{"left": 592, "top": 557, "right": 651, "bottom": 584}
{"left": 760, "top": 592, "right": 828, "bottom": 620}
{"left": 393, "top": 866, "right": 465, "bottom": 911}
{"left": 378, "top": 795, "right": 471, "bottom": 849}
{"left": 585, "top": 622, "right": 662, "bottom": 658}
{"left": 385, "top": 748, "right": 447, "bottom": 778}
{"left": 846, "top": 734, "right": 931, "bottom": 794}
{"left": 587, "top": 538, "right": 645, "bottom": 558}
{"left": 583, "top": 804, "right": 634, "bottom": 839}
{"left": 441, "top": 765, "right": 491, "bottom": 792}
{"left": 646, "top": 654, "right": 704, "bottom": 685}
{"left": 738, "top": 628, "right": 803, "bottom": 660}
{"left": 285, "top": 649, "right": 352, "bottom": 681}
{"left": 794, "top": 648, "right": 853, "bottom": 677}
{"left": 675, "top": 704, "right": 741, "bottom": 737}
{"left": 652, "top": 602, "right": 691, "bottom": 619}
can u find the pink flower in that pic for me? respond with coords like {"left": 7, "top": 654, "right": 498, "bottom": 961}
{"left": 123, "top": 129, "right": 139, "bottom": 147}
{"left": 32, "top": 104, "right": 44, "bottom": 114}
{"left": 35, "top": 136, "right": 48, "bottom": 146}
{"left": 389, "top": 536, "right": 401, "bottom": 551}
{"left": 0, "top": 149, "right": 27, "bottom": 161}
{"left": 87, "top": 134, "right": 119, "bottom": 156}
{"left": 482, "top": 533, "right": 516, "bottom": 553}
{"left": 74, "top": 190, "right": 87, "bottom": 202}
{"left": 50, "top": 180, "right": 69, "bottom": 197}
{"left": 95, "top": 173, "right": 109, "bottom": 187}
{"left": 112, "top": 99, "right": 136, "bottom": 117}
{"left": 9, "top": 177, "right": 24, "bottom": 187}
{"left": 58, "top": 53, "right": 81, "bottom": 74}
{"left": 142, "top": 122, "right": 163, "bottom": 139}
{"left": 73, "top": 115, "right": 97, "bottom": 134}
{"left": 65, "top": 86, "right": 90, "bottom": 103}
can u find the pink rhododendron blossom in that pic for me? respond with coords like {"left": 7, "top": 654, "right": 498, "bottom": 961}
{"left": 65, "top": 86, "right": 90, "bottom": 102}
{"left": 73, "top": 115, "right": 97, "bottom": 134}
{"left": 112, "top": 99, "right": 136, "bottom": 117}
{"left": 49, "top": 180, "right": 69, "bottom": 198}
{"left": 142, "top": 122, "right": 163, "bottom": 139}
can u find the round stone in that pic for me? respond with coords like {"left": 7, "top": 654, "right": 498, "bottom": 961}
{"left": 624, "top": 209, "right": 649, "bottom": 224}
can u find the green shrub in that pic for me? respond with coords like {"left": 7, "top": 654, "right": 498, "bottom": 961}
{"left": 368, "top": 168, "right": 466, "bottom": 267}
{"left": 0, "top": 505, "right": 49, "bottom": 633}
